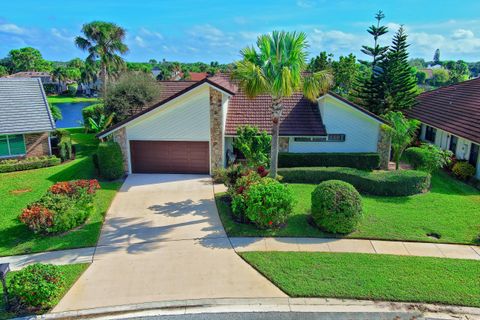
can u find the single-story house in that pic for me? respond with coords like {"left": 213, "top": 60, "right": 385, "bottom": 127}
{"left": 98, "top": 74, "right": 390, "bottom": 175}
{"left": 4, "top": 71, "right": 53, "bottom": 84}
{"left": 406, "top": 77, "right": 480, "bottom": 178}
{"left": 0, "top": 78, "right": 56, "bottom": 158}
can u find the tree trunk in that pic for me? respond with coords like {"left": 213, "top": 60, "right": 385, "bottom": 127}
{"left": 269, "top": 98, "right": 283, "bottom": 178}
{"left": 101, "top": 63, "right": 108, "bottom": 98}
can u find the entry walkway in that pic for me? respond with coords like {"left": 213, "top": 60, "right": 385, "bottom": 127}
{"left": 231, "top": 237, "right": 480, "bottom": 260}
{"left": 53, "top": 174, "right": 285, "bottom": 312}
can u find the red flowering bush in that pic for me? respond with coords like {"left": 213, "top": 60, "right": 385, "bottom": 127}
{"left": 257, "top": 166, "right": 269, "bottom": 177}
{"left": 19, "top": 205, "right": 54, "bottom": 234}
{"left": 231, "top": 172, "right": 261, "bottom": 223}
{"left": 20, "top": 180, "right": 100, "bottom": 235}
{"left": 49, "top": 179, "right": 100, "bottom": 196}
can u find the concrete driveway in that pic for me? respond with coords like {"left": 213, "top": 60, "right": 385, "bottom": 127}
{"left": 54, "top": 174, "right": 285, "bottom": 312}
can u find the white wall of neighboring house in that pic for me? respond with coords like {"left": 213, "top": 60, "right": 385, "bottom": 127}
{"left": 288, "top": 95, "right": 381, "bottom": 153}
{"left": 420, "top": 123, "right": 480, "bottom": 179}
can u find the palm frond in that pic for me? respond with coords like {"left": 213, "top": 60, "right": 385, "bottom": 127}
{"left": 303, "top": 70, "right": 334, "bottom": 102}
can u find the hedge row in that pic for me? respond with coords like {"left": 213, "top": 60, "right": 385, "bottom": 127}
{"left": 278, "top": 167, "right": 431, "bottom": 196}
{"left": 278, "top": 152, "right": 380, "bottom": 170}
{"left": 0, "top": 156, "right": 61, "bottom": 173}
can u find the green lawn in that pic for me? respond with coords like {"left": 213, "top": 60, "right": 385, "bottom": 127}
{"left": 0, "top": 263, "right": 89, "bottom": 319}
{"left": 216, "top": 172, "right": 480, "bottom": 244}
{"left": 0, "top": 129, "right": 121, "bottom": 256}
{"left": 47, "top": 95, "right": 99, "bottom": 104}
{"left": 241, "top": 252, "right": 480, "bottom": 307}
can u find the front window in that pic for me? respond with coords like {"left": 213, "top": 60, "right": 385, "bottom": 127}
{"left": 293, "top": 135, "right": 345, "bottom": 143}
{"left": 425, "top": 125, "right": 436, "bottom": 143}
{"left": 0, "top": 134, "right": 26, "bottom": 157}
{"left": 449, "top": 136, "right": 458, "bottom": 153}
{"left": 469, "top": 143, "right": 479, "bottom": 167}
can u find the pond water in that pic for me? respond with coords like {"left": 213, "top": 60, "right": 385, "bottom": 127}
{"left": 54, "top": 102, "right": 93, "bottom": 128}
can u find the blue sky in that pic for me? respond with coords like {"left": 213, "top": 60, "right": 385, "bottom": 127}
{"left": 1, "top": 0, "right": 480, "bottom": 63}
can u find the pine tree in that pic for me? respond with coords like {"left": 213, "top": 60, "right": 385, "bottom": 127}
{"left": 353, "top": 10, "right": 389, "bottom": 114}
{"left": 382, "top": 26, "right": 418, "bottom": 112}
{"left": 433, "top": 49, "right": 441, "bottom": 65}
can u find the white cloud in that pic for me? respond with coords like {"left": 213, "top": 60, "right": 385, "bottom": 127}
{"left": 0, "top": 23, "right": 26, "bottom": 35}
{"left": 296, "top": 0, "right": 315, "bottom": 8}
{"left": 134, "top": 35, "right": 146, "bottom": 48}
{"left": 139, "top": 27, "right": 163, "bottom": 40}
{"left": 51, "top": 28, "right": 74, "bottom": 42}
{"left": 451, "top": 28, "right": 474, "bottom": 40}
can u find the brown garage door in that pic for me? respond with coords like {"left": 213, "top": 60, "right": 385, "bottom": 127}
{"left": 130, "top": 141, "right": 209, "bottom": 174}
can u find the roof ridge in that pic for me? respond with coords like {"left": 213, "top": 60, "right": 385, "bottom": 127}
{"left": 419, "top": 77, "right": 480, "bottom": 97}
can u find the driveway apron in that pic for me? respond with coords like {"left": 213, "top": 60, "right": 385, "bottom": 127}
{"left": 54, "top": 174, "right": 285, "bottom": 312}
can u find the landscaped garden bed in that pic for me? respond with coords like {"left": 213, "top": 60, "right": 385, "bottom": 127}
{"left": 0, "top": 156, "right": 61, "bottom": 173}
{"left": 0, "top": 129, "right": 121, "bottom": 257}
{"left": 240, "top": 251, "right": 480, "bottom": 308}
{"left": 216, "top": 171, "right": 480, "bottom": 244}
{"left": 0, "top": 263, "right": 89, "bottom": 319}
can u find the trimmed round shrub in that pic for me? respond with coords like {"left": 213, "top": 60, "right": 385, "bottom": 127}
{"left": 9, "top": 264, "right": 65, "bottom": 310}
{"left": 243, "top": 178, "right": 294, "bottom": 229}
{"left": 452, "top": 161, "right": 476, "bottom": 180}
{"left": 311, "top": 180, "right": 363, "bottom": 234}
{"left": 67, "top": 83, "right": 78, "bottom": 96}
{"left": 97, "top": 142, "right": 124, "bottom": 180}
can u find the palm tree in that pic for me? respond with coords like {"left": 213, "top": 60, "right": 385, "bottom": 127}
{"left": 75, "top": 21, "right": 128, "bottom": 97}
{"left": 233, "top": 31, "right": 333, "bottom": 177}
{"left": 52, "top": 66, "right": 67, "bottom": 93}
{"left": 383, "top": 111, "right": 420, "bottom": 170}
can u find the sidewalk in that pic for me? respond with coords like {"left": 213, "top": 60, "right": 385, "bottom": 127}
{"left": 1, "top": 237, "right": 478, "bottom": 271}
{"left": 0, "top": 247, "right": 95, "bottom": 270}
{"left": 230, "top": 237, "right": 480, "bottom": 260}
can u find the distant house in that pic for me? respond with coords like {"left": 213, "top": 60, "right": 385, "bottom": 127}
{"left": 0, "top": 78, "right": 56, "bottom": 158}
{"left": 5, "top": 71, "right": 54, "bottom": 84}
{"left": 98, "top": 74, "right": 389, "bottom": 175}
{"left": 406, "top": 78, "right": 480, "bottom": 178}
{"left": 170, "top": 71, "right": 208, "bottom": 81}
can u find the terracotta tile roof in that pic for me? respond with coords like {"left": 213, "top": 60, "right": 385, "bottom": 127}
{"left": 210, "top": 73, "right": 325, "bottom": 136}
{"left": 225, "top": 92, "right": 326, "bottom": 136}
{"left": 405, "top": 77, "right": 480, "bottom": 144}
{"left": 157, "top": 81, "right": 198, "bottom": 101}
{"left": 178, "top": 72, "right": 208, "bottom": 81}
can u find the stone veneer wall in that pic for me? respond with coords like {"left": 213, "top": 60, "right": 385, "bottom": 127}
{"left": 377, "top": 125, "right": 391, "bottom": 170}
{"left": 25, "top": 132, "right": 50, "bottom": 157}
{"left": 279, "top": 137, "right": 289, "bottom": 152}
{"left": 112, "top": 127, "right": 129, "bottom": 173}
{"left": 209, "top": 87, "right": 223, "bottom": 172}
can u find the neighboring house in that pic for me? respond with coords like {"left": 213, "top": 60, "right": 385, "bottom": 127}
{"left": 5, "top": 71, "right": 53, "bottom": 84}
{"left": 0, "top": 78, "right": 56, "bottom": 158}
{"left": 98, "top": 74, "right": 389, "bottom": 175}
{"left": 406, "top": 77, "right": 480, "bottom": 178}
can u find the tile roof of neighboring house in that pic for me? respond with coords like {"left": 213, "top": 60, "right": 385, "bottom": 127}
{"left": 405, "top": 77, "right": 480, "bottom": 144}
{"left": 157, "top": 81, "right": 199, "bottom": 101}
{"left": 6, "top": 71, "right": 51, "bottom": 78}
{"left": 181, "top": 72, "right": 209, "bottom": 81}
{"left": 0, "top": 78, "right": 56, "bottom": 134}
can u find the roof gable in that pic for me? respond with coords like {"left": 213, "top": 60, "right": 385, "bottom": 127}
{"left": 0, "top": 78, "right": 55, "bottom": 134}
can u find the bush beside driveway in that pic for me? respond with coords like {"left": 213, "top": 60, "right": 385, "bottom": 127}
{"left": 0, "top": 129, "right": 121, "bottom": 257}
{"left": 216, "top": 171, "right": 480, "bottom": 244}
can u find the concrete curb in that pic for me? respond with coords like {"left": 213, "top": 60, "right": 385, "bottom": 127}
{"left": 13, "top": 298, "right": 480, "bottom": 320}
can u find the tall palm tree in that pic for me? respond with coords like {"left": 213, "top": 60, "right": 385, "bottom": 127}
{"left": 233, "top": 31, "right": 333, "bottom": 177}
{"left": 75, "top": 21, "right": 128, "bottom": 97}
{"left": 52, "top": 66, "right": 67, "bottom": 93}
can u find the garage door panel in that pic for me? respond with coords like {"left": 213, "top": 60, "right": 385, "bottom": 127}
{"left": 130, "top": 141, "right": 209, "bottom": 174}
